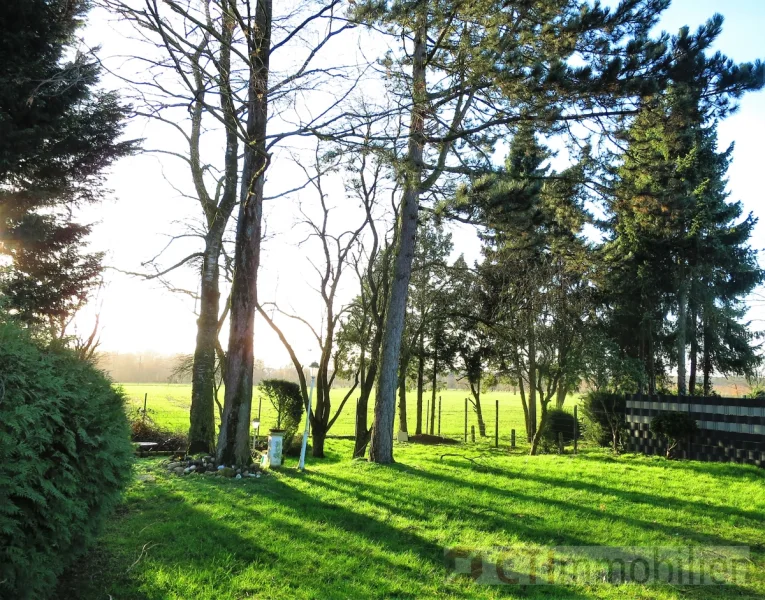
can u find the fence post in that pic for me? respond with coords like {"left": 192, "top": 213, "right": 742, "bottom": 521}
{"left": 464, "top": 398, "right": 468, "bottom": 442}
{"left": 511, "top": 429, "right": 516, "bottom": 449}
{"left": 573, "top": 405, "right": 578, "bottom": 455}
{"left": 495, "top": 400, "right": 499, "bottom": 448}
{"left": 142, "top": 393, "right": 148, "bottom": 423}
{"left": 438, "top": 396, "right": 442, "bottom": 437}
{"left": 471, "top": 425, "right": 475, "bottom": 443}
{"left": 558, "top": 432, "right": 563, "bottom": 454}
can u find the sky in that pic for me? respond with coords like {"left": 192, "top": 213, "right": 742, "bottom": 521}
{"left": 76, "top": 0, "right": 765, "bottom": 368}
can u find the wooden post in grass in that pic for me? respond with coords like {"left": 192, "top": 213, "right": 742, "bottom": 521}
{"left": 511, "top": 429, "right": 515, "bottom": 449}
{"left": 142, "top": 393, "right": 148, "bottom": 423}
{"left": 558, "top": 432, "right": 563, "bottom": 454}
{"left": 495, "top": 400, "right": 499, "bottom": 448}
{"left": 573, "top": 405, "right": 578, "bottom": 455}
{"left": 471, "top": 425, "right": 475, "bottom": 443}
{"left": 464, "top": 398, "right": 468, "bottom": 442}
{"left": 438, "top": 396, "right": 441, "bottom": 436}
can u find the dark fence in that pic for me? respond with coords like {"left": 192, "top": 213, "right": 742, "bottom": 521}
{"left": 625, "top": 394, "right": 765, "bottom": 467}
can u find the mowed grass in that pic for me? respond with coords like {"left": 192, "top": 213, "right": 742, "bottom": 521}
{"left": 56, "top": 441, "right": 765, "bottom": 600}
{"left": 121, "top": 383, "right": 561, "bottom": 447}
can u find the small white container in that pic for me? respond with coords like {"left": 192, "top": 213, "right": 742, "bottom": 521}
{"left": 265, "top": 429, "right": 285, "bottom": 468}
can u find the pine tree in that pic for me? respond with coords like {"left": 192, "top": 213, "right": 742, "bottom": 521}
{"left": 603, "top": 17, "right": 764, "bottom": 394}
{"left": 0, "top": 0, "right": 135, "bottom": 330}
{"left": 355, "top": 0, "right": 674, "bottom": 463}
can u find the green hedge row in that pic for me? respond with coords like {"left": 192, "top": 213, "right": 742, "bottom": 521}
{"left": 0, "top": 320, "right": 133, "bottom": 599}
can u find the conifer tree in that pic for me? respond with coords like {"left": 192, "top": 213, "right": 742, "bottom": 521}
{"left": 603, "top": 17, "right": 764, "bottom": 394}
{"left": 0, "top": 0, "right": 135, "bottom": 331}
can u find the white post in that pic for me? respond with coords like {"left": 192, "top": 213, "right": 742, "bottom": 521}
{"left": 298, "top": 372, "right": 315, "bottom": 471}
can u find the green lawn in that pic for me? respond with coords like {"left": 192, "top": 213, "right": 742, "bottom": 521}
{"left": 56, "top": 441, "right": 765, "bottom": 600}
{"left": 121, "top": 383, "right": 559, "bottom": 446}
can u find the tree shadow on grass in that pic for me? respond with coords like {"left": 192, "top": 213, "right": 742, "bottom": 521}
{"left": 434, "top": 455, "right": 765, "bottom": 527}
{"left": 571, "top": 450, "right": 765, "bottom": 480}
{"left": 56, "top": 468, "right": 598, "bottom": 600}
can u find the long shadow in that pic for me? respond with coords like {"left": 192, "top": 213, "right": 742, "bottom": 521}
{"left": 435, "top": 456, "right": 765, "bottom": 526}
{"left": 374, "top": 462, "right": 753, "bottom": 550}
{"left": 574, "top": 450, "right": 765, "bottom": 479}
{"left": 311, "top": 465, "right": 760, "bottom": 598}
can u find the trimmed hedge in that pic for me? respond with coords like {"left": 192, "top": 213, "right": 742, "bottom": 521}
{"left": 0, "top": 320, "right": 133, "bottom": 599}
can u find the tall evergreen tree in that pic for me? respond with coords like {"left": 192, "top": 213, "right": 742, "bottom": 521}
{"left": 0, "top": 0, "right": 135, "bottom": 331}
{"left": 354, "top": 0, "right": 678, "bottom": 463}
{"left": 603, "top": 17, "right": 764, "bottom": 394}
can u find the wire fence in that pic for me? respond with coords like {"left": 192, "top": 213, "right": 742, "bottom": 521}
{"left": 122, "top": 384, "right": 583, "bottom": 450}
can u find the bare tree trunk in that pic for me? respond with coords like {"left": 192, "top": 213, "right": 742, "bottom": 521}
{"left": 188, "top": 244, "right": 220, "bottom": 454}
{"left": 369, "top": 14, "right": 426, "bottom": 464}
{"left": 398, "top": 365, "right": 408, "bottom": 433}
{"left": 676, "top": 275, "right": 688, "bottom": 396}
{"left": 555, "top": 383, "right": 566, "bottom": 410}
{"left": 528, "top": 315, "right": 537, "bottom": 443}
{"left": 518, "top": 373, "right": 530, "bottom": 441}
{"left": 217, "top": 0, "right": 271, "bottom": 467}
{"left": 702, "top": 313, "right": 712, "bottom": 396}
{"left": 470, "top": 376, "right": 486, "bottom": 437}
{"left": 416, "top": 333, "right": 424, "bottom": 435}
{"left": 689, "top": 304, "right": 698, "bottom": 395}
{"left": 188, "top": 8, "right": 239, "bottom": 455}
{"left": 429, "top": 342, "right": 437, "bottom": 435}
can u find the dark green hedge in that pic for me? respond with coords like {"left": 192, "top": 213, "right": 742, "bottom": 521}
{"left": 0, "top": 320, "right": 133, "bottom": 599}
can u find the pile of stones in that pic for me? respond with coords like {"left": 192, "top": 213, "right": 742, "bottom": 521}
{"left": 164, "top": 455, "right": 262, "bottom": 479}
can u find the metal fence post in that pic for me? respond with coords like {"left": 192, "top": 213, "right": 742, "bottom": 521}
{"left": 495, "top": 400, "right": 499, "bottom": 448}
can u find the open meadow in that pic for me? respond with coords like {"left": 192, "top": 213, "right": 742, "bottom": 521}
{"left": 121, "top": 383, "right": 566, "bottom": 446}
{"left": 55, "top": 440, "right": 765, "bottom": 600}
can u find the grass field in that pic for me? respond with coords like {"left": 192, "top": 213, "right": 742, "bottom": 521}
{"left": 55, "top": 440, "right": 765, "bottom": 600}
{"left": 121, "top": 383, "right": 564, "bottom": 446}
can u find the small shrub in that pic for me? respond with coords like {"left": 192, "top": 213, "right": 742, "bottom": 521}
{"left": 538, "top": 408, "right": 580, "bottom": 453}
{"left": 0, "top": 319, "right": 133, "bottom": 599}
{"left": 650, "top": 412, "right": 698, "bottom": 459}
{"left": 579, "top": 392, "right": 627, "bottom": 452}
{"left": 127, "top": 407, "right": 188, "bottom": 451}
{"left": 258, "top": 379, "right": 304, "bottom": 450}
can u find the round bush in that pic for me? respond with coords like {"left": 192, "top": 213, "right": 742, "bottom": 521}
{"left": 0, "top": 320, "right": 133, "bottom": 599}
{"left": 579, "top": 391, "right": 627, "bottom": 451}
{"left": 539, "top": 408, "right": 580, "bottom": 452}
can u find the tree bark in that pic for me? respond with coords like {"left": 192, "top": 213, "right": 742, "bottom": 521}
{"left": 689, "top": 304, "right": 698, "bottom": 395}
{"left": 702, "top": 312, "right": 712, "bottom": 396}
{"left": 398, "top": 364, "right": 408, "bottom": 434}
{"left": 518, "top": 373, "right": 530, "bottom": 442}
{"left": 676, "top": 273, "right": 688, "bottom": 396}
{"left": 555, "top": 383, "right": 566, "bottom": 410}
{"left": 188, "top": 244, "right": 220, "bottom": 454}
{"left": 416, "top": 332, "right": 424, "bottom": 435}
{"left": 429, "top": 340, "right": 437, "bottom": 435}
{"left": 528, "top": 312, "right": 537, "bottom": 443}
{"left": 216, "top": 0, "right": 271, "bottom": 467}
{"left": 369, "top": 13, "right": 426, "bottom": 464}
{"left": 187, "top": 8, "right": 239, "bottom": 455}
